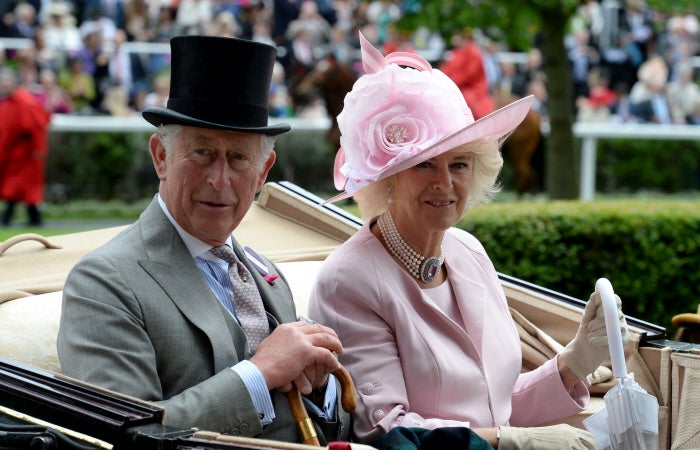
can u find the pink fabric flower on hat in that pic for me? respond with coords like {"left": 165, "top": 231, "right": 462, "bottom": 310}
{"left": 325, "top": 32, "right": 534, "bottom": 204}
{"left": 334, "top": 41, "right": 473, "bottom": 195}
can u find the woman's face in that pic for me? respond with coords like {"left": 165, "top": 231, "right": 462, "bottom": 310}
{"left": 391, "top": 147, "right": 473, "bottom": 235}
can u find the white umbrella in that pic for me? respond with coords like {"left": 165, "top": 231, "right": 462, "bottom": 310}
{"left": 583, "top": 278, "right": 659, "bottom": 450}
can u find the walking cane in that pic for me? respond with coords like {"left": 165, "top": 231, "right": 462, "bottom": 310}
{"left": 287, "top": 366, "right": 357, "bottom": 446}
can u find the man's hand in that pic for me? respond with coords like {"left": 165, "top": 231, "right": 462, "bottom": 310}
{"left": 250, "top": 321, "right": 342, "bottom": 395}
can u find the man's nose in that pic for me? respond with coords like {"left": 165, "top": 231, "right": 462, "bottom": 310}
{"left": 208, "top": 156, "right": 231, "bottom": 189}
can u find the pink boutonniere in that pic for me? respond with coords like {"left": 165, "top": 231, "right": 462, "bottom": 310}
{"left": 264, "top": 274, "right": 279, "bottom": 285}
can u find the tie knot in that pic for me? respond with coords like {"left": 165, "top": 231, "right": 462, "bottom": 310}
{"left": 209, "top": 245, "right": 237, "bottom": 264}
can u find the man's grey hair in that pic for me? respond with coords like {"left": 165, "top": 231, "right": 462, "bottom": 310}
{"left": 157, "top": 124, "right": 275, "bottom": 173}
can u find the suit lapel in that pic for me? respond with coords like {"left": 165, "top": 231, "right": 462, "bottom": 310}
{"left": 137, "top": 200, "right": 242, "bottom": 371}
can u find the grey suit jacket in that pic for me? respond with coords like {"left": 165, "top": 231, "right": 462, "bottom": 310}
{"left": 57, "top": 197, "right": 349, "bottom": 442}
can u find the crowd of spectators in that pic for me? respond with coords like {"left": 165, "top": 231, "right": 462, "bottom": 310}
{"left": 0, "top": 0, "right": 698, "bottom": 125}
{"left": 566, "top": 0, "right": 700, "bottom": 124}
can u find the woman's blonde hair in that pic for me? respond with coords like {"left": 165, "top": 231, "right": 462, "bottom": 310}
{"left": 353, "top": 138, "right": 504, "bottom": 220}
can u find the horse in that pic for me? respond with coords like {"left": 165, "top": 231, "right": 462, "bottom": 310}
{"left": 291, "top": 55, "right": 358, "bottom": 151}
{"left": 497, "top": 93, "right": 544, "bottom": 196}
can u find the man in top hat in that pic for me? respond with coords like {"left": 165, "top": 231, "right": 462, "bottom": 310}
{"left": 57, "top": 35, "right": 350, "bottom": 444}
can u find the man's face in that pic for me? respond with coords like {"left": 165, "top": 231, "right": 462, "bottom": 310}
{"left": 151, "top": 125, "right": 275, "bottom": 246}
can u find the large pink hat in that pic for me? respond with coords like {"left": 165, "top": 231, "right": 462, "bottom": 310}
{"left": 327, "top": 32, "right": 533, "bottom": 203}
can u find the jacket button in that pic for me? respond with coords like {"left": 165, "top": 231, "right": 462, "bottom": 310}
{"left": 229, "top": 427, "right": 240, "bottom": 436}
{"left": 360, "top": 382, "right": 381, "bottom": 395}
{"left": 240, "top": 423, "right": 249, "bottom": 433}
{"left": 372, "top": 409, "right": 385, "bottom": 420}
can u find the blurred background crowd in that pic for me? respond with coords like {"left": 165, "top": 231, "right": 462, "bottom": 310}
{"left": 0, "top": 0, "right": 698, "bottom": 126}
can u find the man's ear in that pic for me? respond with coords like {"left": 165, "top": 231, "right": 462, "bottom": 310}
{"left": 257, "top": 151, "right": 276, "bottom": 192}
{"left": 149, "top": 134, "right": 167, "bottom": 181}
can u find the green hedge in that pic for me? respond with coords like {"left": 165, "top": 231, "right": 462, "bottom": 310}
{"left": 47, "top": 132, "right": 155, "bottom": 203}
{"left": 459, "top": 200, "right": 700, "bottom": 335}
{"left": 596, "top": 139, "right": 700, "bottom": 193}
{"left": 45, "top": 129, "right": 336, "bottom": 202}
{"left": 267, "top": 129, "right": 336, "bottom": 193}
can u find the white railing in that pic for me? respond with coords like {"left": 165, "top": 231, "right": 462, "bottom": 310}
{"left": 48, "top": 114, "right": 700, "bottom": 200}
{"left": 49, "top": 113, "right": 331, "bottom": 133}
{"left": 573, "top": 122, "right": 700, "bottom": 200}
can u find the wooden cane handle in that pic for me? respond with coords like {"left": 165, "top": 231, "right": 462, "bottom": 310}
{"left": 287, "top": 386, "right": 320, "bottom": 446}
{"left": 332, "top": 366, "right": 357, "bottom": 413}
{"left": 287, "top": 364, "right": 357, "bottom": 446}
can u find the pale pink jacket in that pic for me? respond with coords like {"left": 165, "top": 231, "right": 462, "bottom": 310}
{"left": 308, "top": 223, "right": 588, "bottom": 442}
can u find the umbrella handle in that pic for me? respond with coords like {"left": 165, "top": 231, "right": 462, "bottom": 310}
{"left": 287, "top": 366, "right": 357, "bottom": 446}
{"left": 595, "top": 278, "right": 627, "bottom": 379}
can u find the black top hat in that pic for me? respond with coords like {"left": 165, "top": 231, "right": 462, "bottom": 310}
{"left": 142, "top": 35, "right": 290, "bottom": 136}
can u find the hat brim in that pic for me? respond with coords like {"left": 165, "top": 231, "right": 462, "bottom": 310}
{"left": 323, "top": 95, "right": 535, "bottom": 204}
{"left": 142, "top": 108, "right": 291, "bottom": 136}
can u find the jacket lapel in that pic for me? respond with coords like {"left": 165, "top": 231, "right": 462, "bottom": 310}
{"left": 445, "top": 260, "right": 487, "bottom": 354}
{"left": 137, "top": 199, "right": 241, "bottom": 372}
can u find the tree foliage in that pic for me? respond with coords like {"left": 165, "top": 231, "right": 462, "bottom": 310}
{"left": 397, "top": 0, "right": 578, "bottom": 51}
{"left": 645, "top": 0, "right": 700, "bottom": 15}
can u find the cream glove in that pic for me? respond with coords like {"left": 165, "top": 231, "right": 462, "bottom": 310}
{"left": 560, "top": 291, "right": 629, "bottom": 380}
{"left": 498, "top": 424, "right": 598, "bottom": 450}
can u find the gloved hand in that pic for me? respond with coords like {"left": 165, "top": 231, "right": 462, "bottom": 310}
{"left": 498, "top": 424, "right": 598, "bottom": 450}
{"left": 560, "top": 291, "right": 629, "bottom": 379}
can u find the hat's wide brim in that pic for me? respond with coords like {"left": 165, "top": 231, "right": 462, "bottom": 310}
{"left": 324, "top": 95, "right": 535, "bottom": 204}
{"left": 142, "top": 108, "right": 291, "bottom": 136}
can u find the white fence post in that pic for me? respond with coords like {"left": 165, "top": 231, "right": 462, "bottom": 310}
{"left": 580, "top": 136, "right": 598, "bottom": 201}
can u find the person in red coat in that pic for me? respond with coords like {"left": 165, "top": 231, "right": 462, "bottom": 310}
{"left": 440, "top": 30, "right": 494, "bottom": 120}
{"left": 0, "top": 66, "right": 52, "bottom": 226}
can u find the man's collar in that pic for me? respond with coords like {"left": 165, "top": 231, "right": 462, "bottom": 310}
{"left": 156, "top": 194, "right": 232, "bottom": 260}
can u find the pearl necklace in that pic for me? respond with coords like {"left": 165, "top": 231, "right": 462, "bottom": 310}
{"left": 377, "top": 210, "right": 445, "bottom": 283}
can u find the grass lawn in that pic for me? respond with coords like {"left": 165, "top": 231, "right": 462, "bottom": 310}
{"left": 0, "top": 224, "right": 128, "bottom": 242}
{"left": 0, "top": 199, "right": 148, "bottom": 241}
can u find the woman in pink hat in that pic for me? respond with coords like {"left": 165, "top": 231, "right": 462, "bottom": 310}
{"left": 309, "top": 34, "right": 629, "bottom": 449}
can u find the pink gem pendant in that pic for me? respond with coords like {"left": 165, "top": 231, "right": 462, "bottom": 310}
{"left": 420, "top": 256, "right": 443, "bottom": 283}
